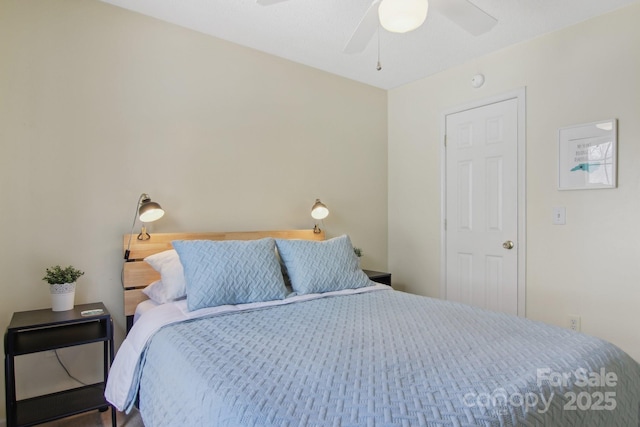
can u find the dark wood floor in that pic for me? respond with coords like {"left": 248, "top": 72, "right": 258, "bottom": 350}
{"left": 39, "top": 408, "right": 142, "bottom": 427}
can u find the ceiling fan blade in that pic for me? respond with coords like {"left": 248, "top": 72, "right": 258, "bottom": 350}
{"left": 256, "top": 0, "right": 289, "bottom": 5}
{"left": 343, "top": 0, "right": 381, "bottom": 54}
{"left": 431, "top": 0, "right": 497, "bottom": 36}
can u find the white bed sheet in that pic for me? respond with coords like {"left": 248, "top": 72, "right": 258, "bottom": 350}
{"left": 133, "top": 298, "right": 160, "bottom": 324}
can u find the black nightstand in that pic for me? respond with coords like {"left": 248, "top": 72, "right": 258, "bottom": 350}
{"left": 4, "top": 302, "right": 116, "bottom": 427}
{"left": 364, "top": 269, "right": 392, "bottom": 286}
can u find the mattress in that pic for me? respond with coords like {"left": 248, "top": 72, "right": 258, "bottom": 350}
{"left": 107, "top": 287, "right": 640, "bottom": 426}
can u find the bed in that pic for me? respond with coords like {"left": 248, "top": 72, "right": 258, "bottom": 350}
{"left": 108, "top": 230, "right": 640, "bottom": 426}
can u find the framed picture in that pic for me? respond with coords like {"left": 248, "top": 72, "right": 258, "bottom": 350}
{"left": 558, "top": 119, "right": 617, "bottom": 190}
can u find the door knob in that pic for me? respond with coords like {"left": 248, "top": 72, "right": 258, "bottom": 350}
{"left": 503, "top": 240, "right": 514, "bottom": 250}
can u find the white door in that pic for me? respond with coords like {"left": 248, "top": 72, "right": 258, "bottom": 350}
{"left": 444, "top": 97, "right": 520, "bottom": 315}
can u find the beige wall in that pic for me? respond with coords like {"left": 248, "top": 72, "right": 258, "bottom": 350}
{"left": 2, "top": 0, "right": 639, "bottom": 423}
{"left": 389, "top": 4, "right": 640, "bottom": 362}
{"left": 0, "top": 0, "right": 387, "bottom": 418}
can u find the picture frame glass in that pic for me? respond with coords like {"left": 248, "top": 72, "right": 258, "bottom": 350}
{"left": 558, "top": 119, "right": 617, "bottom": 190}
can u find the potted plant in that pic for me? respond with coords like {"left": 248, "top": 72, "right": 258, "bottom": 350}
{"left": 43, "top": 265, "right": 84, "bottom": 311}
{"left": 353, "top": 247, "right": 363, "bottom": 267}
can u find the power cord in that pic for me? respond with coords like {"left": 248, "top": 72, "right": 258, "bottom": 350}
{"left": 54, "top": 349, "right": 87, "bottom": 386}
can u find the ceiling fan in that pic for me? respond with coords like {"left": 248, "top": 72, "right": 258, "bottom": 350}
{"left": 256, "top": 0, "right": 497, "bottom": 54}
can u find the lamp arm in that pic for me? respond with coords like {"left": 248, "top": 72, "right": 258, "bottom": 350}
{"left": 124, "top": 193, "right": 148, "bottom": 261}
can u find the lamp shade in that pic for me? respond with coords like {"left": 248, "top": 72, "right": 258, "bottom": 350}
{"left": 139, "top": 197, "right": 165, "bottom": 222}
{"left": 311, "top": 199, "right": 329, "bottom": 220}
{"left": 378, "top": 0, "right": 429, "bottom": 33}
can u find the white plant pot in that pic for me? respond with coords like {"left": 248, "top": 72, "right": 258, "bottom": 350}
{"left": 50, "top": 282, "right": 76, "bottom": 311}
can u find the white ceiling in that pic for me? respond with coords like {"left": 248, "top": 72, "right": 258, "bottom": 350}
{"left": 99, "top": 0, "right": 638, "bottom": 89}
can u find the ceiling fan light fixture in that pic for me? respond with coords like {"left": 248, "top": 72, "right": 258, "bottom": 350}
{"left": 378, "top": 0, "right": 429, "bottom": 33}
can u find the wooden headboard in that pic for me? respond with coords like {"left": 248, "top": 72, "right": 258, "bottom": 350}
{"left": 122, "top": 229, "right": 325, "bottom": 330}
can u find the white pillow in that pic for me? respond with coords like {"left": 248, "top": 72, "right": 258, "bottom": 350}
{"left": 141, "top": 280, "right": 181, "bottom": 304}
{"left": 143, "top": 249, "right": 187, "bottom": 303}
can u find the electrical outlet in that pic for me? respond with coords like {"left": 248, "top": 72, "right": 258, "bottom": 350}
{"left": 568, "top": 315, "right": 581, "bottom": 332}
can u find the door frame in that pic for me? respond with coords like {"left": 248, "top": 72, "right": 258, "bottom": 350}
{"left": 439, "top": 88, "right": 527, "bottom": 317}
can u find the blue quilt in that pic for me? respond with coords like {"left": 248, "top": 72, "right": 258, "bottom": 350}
{"left": 135, "top": 289, "right": 640, "bottom": 426}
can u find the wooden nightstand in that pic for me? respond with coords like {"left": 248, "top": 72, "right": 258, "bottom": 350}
{"left": 364, "top": 269, "right": 392, "bottom": 286}
{"left": 4, "top": 302, "right": 116, "bottom": 427}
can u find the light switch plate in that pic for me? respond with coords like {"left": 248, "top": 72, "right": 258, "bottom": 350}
{"left": 553, "top": 207, "right": 566, "bottom": 225}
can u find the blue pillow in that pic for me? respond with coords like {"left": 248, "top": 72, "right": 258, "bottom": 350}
{"left": 173, "top": 238, "right": 287, "bottom": 311}
{"left": 275, "top": 235, "right": 371, "bottom": 295}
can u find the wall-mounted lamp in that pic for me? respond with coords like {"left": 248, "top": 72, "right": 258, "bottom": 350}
{"left": 124, "top": 193, "right": 165, "bottom": 260}
{"left": 311, "top": 199, "right": 329, "bottom": 234}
